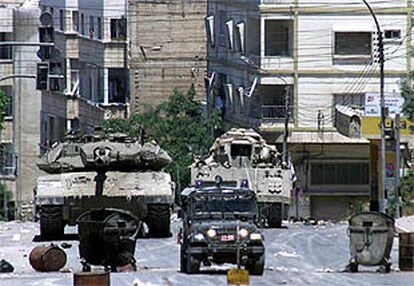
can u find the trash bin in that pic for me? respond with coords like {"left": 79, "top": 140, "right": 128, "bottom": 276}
{"left": 76, "top": 208, "right": 141, "bottom": 271}
{"left": 347, "top": 211, "right": 395, "bottom": 273}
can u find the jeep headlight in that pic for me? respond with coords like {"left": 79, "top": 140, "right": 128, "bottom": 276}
{"left": 194, "top": 233, "right": 205, "bottom": 241}
{"left": 249, "top": 233, "right": 262, "bottom": 240}
{"left": 207, "top": 229, "right": 217, "bottom": 238}
{"left": 239, "top": 228, "right": 249, "bottom": 238}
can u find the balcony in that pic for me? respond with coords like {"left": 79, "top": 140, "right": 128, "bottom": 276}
{"left": 261, "top": 105, "right": 293, "bottom": 121}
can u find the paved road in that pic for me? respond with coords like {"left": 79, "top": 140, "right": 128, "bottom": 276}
{"left": 0, "top": 220, "right": 413, "bottom": 285}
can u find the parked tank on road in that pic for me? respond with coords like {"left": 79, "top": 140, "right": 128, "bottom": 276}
{"left": 191, "top": 128, "right": 294, "bottom": 227}
{"left": 35, "top": 131, "right": 175, "bottom": 239}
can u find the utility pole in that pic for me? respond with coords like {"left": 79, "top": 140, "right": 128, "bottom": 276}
{"left": 282, "top": 86, "right": 291, "bottom": 165}
{"left": 395, "top": 114, "right": 401, "bottom": 218}
{"left": 362, "top": 0, "right": 386, "bottom": 213}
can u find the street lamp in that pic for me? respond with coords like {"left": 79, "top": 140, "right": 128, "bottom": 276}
{"left": 362, "top": 0, "right": 386, "bottom": 213}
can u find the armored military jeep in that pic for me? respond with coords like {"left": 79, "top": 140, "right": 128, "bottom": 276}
{"left": 179, "top": 177, "right": 265, "bottom": 275}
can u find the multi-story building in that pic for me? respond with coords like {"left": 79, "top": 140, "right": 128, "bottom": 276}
{"left": 207, "top": 0, "right": 413, "bottom": 219}
{"left": 40, "top": 0, "right": 130, "bottom": 122}
{"left": 1, "top": 0, "right": 45, "bottom": 218}
{"left": 128, "top": 0, "right": 207, "bottom": 113}
{"left": 0, "top": 0, "right": 129, "bottom": 218}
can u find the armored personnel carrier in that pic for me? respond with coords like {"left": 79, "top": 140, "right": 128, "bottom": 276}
{"left": 191, "top": 128, "right": 293, "bottom": 228}
{"left": 35, "top": 131, "right": 175, "bottom": 239}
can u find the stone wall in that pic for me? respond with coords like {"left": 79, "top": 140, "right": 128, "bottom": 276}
{"left": 129, "top": 0, "right": 207, "bottom": 113}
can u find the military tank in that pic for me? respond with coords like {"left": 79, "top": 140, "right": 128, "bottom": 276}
{"left": 35, "top": 131, "right": 175, "bottom": 239}
{"left": 191, "top": 128, "right": 294, "bottom": 228}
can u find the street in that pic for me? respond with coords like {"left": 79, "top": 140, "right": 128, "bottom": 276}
{"left": 1, "top": 219, "right": 413, "bottom": 286}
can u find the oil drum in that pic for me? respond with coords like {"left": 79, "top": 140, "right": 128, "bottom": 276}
{"left": 399, "top": 232, "right": 414, "bottom": 271}
{"left": 29, "top": 244, "right": 67, "bottom": 272}
{"left": 73, "top": 271, "right": 110, "bottom": 286}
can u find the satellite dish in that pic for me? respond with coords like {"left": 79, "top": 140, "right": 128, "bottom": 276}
{"left": 40, "top": 11, "right": 53, "bottom": 27}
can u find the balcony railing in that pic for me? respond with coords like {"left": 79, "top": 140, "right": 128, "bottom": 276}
{"left": 261, "top": 0, "right": 293, "bottom": 4}
{"left": 261, "top": 105, "right": 293, "bottom": 120}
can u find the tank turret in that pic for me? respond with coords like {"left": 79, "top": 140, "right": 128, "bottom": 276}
{"left": 35, "top": 129, "right": 175, "bottom": 239}
{"left": 37, "top": 132, "right": 172, "bottom": 173}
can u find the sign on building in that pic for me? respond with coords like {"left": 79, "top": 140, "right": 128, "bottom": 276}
{"left": 364, "top": 93, "right": 404, "bottom": 118}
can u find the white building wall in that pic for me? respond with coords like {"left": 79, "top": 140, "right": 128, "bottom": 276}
{"left": 208, "top": 0, "right": 410, "bottom": 129}
{"left": 297, "top": 76, "right": 402, "bottom": 128}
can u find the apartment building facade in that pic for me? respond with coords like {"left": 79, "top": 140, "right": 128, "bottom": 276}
{"left": 0, "top": 0, "right": 129, "bottom": 218}
{"left": 206, "top": 0, "right": 412, "bottom": 219}
{"left": 128, "top": 0, "right": 207, "bottom": 113}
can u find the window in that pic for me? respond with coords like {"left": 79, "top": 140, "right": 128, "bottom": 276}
{"left": 258, "top": 85, "right": 294, "bottom": 120}
{"left": 0, "top": 86, "right": 12, "bottom": 117}
{"left": 0, "top": 143, "right": 15, "bottom": 176}
{"left": 333, "top": 93, "right": 365, "bottom": 107}
{"left": 265, "top": 20, "right": 292, "bottom": 56}
{"left": 72, "top": 11, "right": 79, "bottom": 32}
{"left": 231, "top": 144, "right": 252, "bottom": 157}
{"left": 49, "top": 62, "right": 64, "bottom": 92}
{"left": 89, "top": 16, "right": 94, "bottom": 38}
{"left": 81, "top": 14, "right": 85, "bottom": 35}
{"left": 384, "top": 29, "right": 401, "bottom": 40}
{"left": 70, "top": 60, "right": 79, "bottom": 95}
{"left": 97, "top": 17, "right": 102, "bottom": 39}
{"left": 0, "top": 33, "right": 12, "bottom": 60}
{"left": 59, "top": 10, "right": 66, "bottom": 31}
{"left": 334, "top": 32, "right": 371, "bottom": 56}
{"left": 108, "top": 68, "right": 128, "bottom": 103}
{"left": 110, "top": 18, "right": 126, "bottom": 40}
{"left": 311, "top": 162, "right": 369, "bottom": 185}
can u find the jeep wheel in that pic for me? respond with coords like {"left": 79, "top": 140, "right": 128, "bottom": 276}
{"left": 246, "top": 255, "right": 265, "bottom": 275}
{"left": 146, "top": 205, "right": 171, "bottom": 238}
{"left": 267, "top": 203, "right": 282, "bottom": 228}
{"left": 40, "top": 205, "right": 64, "bottom": 240}
{"left": 258, "top": 203, "right": 282, "bottom": 228}
{"left": 186, "top": 254, "right": 200, "bottom": 274}
{"left": 180, "top": 249, "right": 187, "bottom": 273}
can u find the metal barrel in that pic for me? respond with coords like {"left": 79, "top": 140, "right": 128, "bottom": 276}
{"left": 29, "top": 244, "right": 67, "bottom": 272}
{"left": 399, "top": 232, "right": 414, "bottom": 271}
{"left": 73, "top": 272, "right": 110, "bottom": 286}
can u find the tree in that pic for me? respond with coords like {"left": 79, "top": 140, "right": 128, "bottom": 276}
{"left": 399, "top": 169, "right": 414, "bottom": 214}
{"left": 400, "top": 71, "right": 414, "bottom": 121}
{"left": 102, "top": 85, "right": 221, "bottom": 198}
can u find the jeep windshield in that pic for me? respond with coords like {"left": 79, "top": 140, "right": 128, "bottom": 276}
{"left": 190, "top": 189, "right": 256, "bottom": 220}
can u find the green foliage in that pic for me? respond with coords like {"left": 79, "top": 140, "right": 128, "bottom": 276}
{"left": 0, "top": 90, "right": 8, "bottom": 131}
{"left": 102, "top": 84, "right": 222, "bottom": 196}
{"left": 400, "top": 71, "right": 414, "bottom": 121}
{"left": 400, "top": 169, "right": 414, "bottom": 209}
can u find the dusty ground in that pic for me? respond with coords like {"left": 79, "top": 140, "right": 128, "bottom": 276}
{"left": 0, "top": 218, "right": 413, "bottom": 286}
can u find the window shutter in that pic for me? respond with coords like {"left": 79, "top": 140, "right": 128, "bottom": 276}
{"left": 205, "top": 15, "right": 215, "bottom": 46}
{"left": 236, "top": 22, "right": 245, "bottom": 54}
{"left": 225, "top": 20, "right": 234, "bottom": 51}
